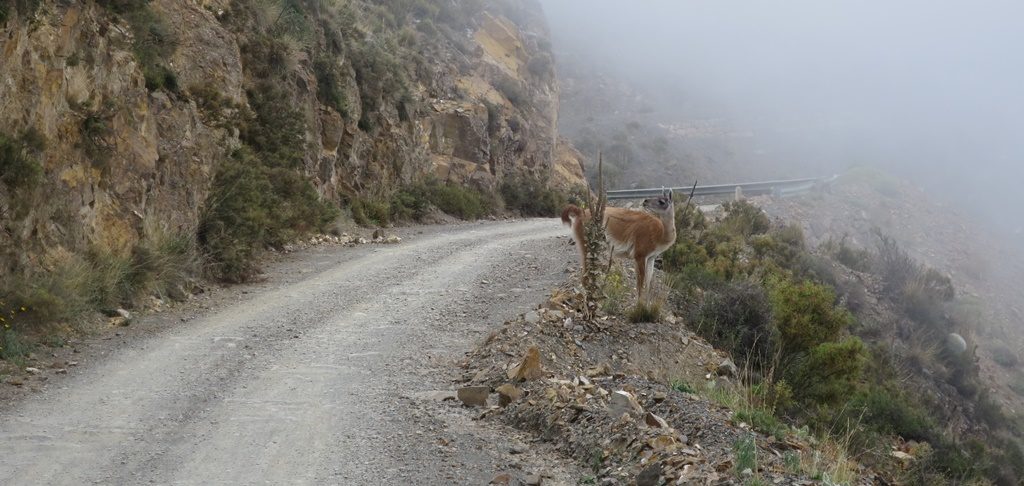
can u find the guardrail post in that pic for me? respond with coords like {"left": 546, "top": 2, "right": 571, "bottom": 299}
{"left": 734, "top": 186, "right": 744, "bottom": 201}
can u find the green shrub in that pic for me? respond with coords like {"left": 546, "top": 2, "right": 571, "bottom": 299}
{"left": 874, "top": 231, "right": 954, "bottom": 324}
{"left": 991, "top": 345, "right": 1020, "bottom": 368}
{"left": 80, "top": 105, "right": 115, "bottom": 171}
{"left": 1, "top": 0, "right": 41, "bottom": 23}
{"left": 822, "top": 236, "right": 873, "bottom": 272}
{"left": 240, "top": 82, "right": 307, "bottom": 169}
{"left": 313, "top": 58, "right": 348, "bottom": 115}
{"left": 1, "top": 259, "right": 94, "bottom": 327}
{"left": 736, "top": 407, "right": 788, "bottom": 440}
{"left": 354, "top": 180, "right": 497, "bottom": 226}
{"left": 527, "top": 53, "right": 554, "bottom": 81}
{"left": 349, "top": 196, "right": 392, "bottom": 227}
{"left": 768, "top": 277, "right": 850, "bottom": 354}
{"left": 720, "top": 200, "right": 770, "bottom": 237}
{"left": 662, "top": 239, "right": 709, "bottom": 275}
{"left": 695, "top": 281, "right": 776, "bottom": 363}
{"left": 500, "top": 174, "right": 565, "bottom": 217}
{"left": 733, "top": 435, "right": 758, "bottom": 475}
{"left": 671, "top": 380, "right": 696, "bottom": 394}
{"left": 389, "top": 188, "right": 429, "bottom": 222}
{"left": 674, "top": 200, "right": 707, "bottom": 232}
{"left": 199, "top": 149, "right": 337, "bottom": 282}
{"left": 99, "top": 1, "right": 178, "bottom": 92}
{"left": 494, "top": 77, "right": 526, "bottom": 107}
{"left": 751, "top": 224, "right": 804, "bottom": 269}
{"left": 1010, "top": 372, "right": 1024, "bottom": 397}
{"left": 0, "top": 328, "right": 31, "bottom": 363}
{"left": 425, "top": 183, "right": 488, "bottom": 220}
{"left": 350, "top": 41, "right": 409, "bottom": 131}
{"left": 0, "top": 132, "right": 44, "bottom": 188}
{"left": 900, "top": 270, "right": 955, "bottom": 330}
{"left": 790, "top": 337, "right": 866, "bottom": 406}
{"left": 874, "top": 230, "right": 919, "bottom": 293}
{"left": 847, "top": 386, "right": 935, "bottom": 442}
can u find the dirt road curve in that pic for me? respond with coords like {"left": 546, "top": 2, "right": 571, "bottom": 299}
{"left": 0, "top": 220, "right": 584, "bottom": 485}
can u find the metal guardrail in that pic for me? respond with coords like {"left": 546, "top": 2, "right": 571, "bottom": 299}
{"left": 606, "top": 175, "right": 839, "bottom": 200}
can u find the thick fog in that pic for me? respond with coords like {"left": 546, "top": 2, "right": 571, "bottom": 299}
{"left": 540, "top": 0, "right": 1024, "bottom": 231}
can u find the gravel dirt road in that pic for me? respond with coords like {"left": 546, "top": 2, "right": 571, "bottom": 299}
{"left": 0, "top": 219, "right": 585, "bottom": 485}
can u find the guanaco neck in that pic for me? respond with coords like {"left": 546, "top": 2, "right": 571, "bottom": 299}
{"left": 658, "top": 206, "right": 677, "bottom": 245}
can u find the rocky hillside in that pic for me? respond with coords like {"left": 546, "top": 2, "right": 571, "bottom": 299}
{"left": 0, "top": 0, "right": 585, "bottom": 284}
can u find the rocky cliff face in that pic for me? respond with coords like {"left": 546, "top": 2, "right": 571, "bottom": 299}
{"left": 0, "top": 0, "right": 585, "bottom": 276}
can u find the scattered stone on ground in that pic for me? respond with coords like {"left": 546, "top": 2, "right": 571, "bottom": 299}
{"left": 716, "top": 358, "right": 738, "bottom": 378}
{"left": 507, "top": 346, "right": 544, "bottom": 382}
{"left": 457, "top": 386, "right": 490, "bottom": 407}
{"left": 496, "top": 384, "right": 523, "bottom": 407}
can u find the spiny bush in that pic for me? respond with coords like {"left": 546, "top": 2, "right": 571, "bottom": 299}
{"left": 0, "top": 326, "right": 31, "bottom": 364}
{"left": 600, "top": 265, "right": 630, "bottom": 314}
{"left": 500, "top": 174, "right": 567, "bottom": 217}
{"left": 0, "top": 131, "right": 45, "bottom": 189}
{"left": 768, "top": 276, "right": 851, "bottom": 354}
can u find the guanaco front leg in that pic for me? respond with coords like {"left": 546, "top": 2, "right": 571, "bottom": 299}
{"left": 644, "top": 254, "right": 656, "bottom": 302}
{"left": 635, "top": 255, "right": 647, "bottom": 302}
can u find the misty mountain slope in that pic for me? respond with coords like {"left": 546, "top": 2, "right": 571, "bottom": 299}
{"left": 540, "top": 0, "right": 1024, "bottom": 230}
{"left": 554, "top": 55, "right": 756, "bottom": 191}
{"left": 760, "top": 169, "right": 1024, "bottom": 409}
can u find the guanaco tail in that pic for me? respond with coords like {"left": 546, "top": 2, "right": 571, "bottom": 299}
{"left": 561, "top": 190, "right": 677, "bottom": 301}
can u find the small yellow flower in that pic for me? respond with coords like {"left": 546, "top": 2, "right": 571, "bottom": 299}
{"left": 20, "top": 307, "right": 27, "bottom": 312}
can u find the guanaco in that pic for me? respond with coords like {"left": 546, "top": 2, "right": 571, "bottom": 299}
{"left": 561, "top": 191, "right": 677, "bottom": 301}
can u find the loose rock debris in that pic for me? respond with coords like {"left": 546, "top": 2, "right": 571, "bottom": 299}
{"left": 455, "top": 283, "right": 874, "bottom": 485}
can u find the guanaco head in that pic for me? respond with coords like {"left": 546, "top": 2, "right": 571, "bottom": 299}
{"left": 641, "top": 190, "right": 674, "bottom": 216}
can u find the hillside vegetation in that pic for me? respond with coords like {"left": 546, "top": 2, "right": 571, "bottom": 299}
{"left": 654, "top": 198, "right": 1024, "bottom": 484}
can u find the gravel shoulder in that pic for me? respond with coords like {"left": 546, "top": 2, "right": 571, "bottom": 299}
{"left": 0, "top": 219, "right": 586, "bottom": 485}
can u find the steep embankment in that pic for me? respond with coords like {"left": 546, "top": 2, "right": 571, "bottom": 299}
{"left": 0, "top": 0, "right": 585, "bottom": 281}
